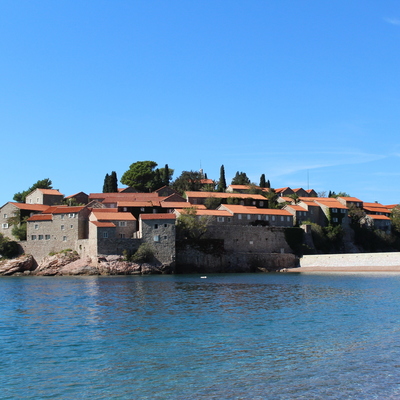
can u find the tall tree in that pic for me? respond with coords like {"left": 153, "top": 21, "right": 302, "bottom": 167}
{"left": 172, "top": 171, "right": 203, "bottom": 194}
{"left": 266, "top": 180, "right": 271, "bottom": 188}
{"left": 259, "top": 174, "right": 266, "bottom": 188}
{"left": 121, "top": 161, "right": 158, "bottom": 192}
{"left": 162, "top": 164, "right": 170, "bottom": 186}
{"left": 13, "top": 178, "right": 53, "bottom": 203}
{"left": 231, "top": 171, "right": 250, "bottom": 185}
{"left": 217, "top": 165, "right": 227, "bottom": 192}
{"left": 103, "top": 173, "right": 110, "bottom": 193}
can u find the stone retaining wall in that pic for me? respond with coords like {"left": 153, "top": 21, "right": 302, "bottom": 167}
{"left": 299, "top": 252, "right": 400, "bottom": 268}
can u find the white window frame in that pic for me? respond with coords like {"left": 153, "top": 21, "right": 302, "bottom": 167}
{"left": 119, "top": 221, "right": 127, "bottom": 227}
{"left": 102, "top": 232, "right": 108, "bottom": 239}
{"left": 2, "top": 223, "right": 8, "bottom": 229}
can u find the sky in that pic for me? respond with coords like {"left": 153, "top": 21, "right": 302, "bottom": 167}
{"left": 1, "top": 1, "right": 400, "bottom": 206}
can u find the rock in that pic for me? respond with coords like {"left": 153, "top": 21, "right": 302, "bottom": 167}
{"left": 0, "top": 255, "right": 35, "bottom": 276}
{"left": 34, "top": 251, "right": 83, "bottom": 276}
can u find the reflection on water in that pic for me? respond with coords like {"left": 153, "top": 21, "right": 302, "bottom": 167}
{"left": 1, "top": 273, "right": 400, "bottom": 399}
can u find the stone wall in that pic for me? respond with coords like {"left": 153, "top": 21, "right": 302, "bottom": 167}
{"left": 205, "top": 225, "right": 292, "bottom": 254}
{"left": 299, "top": 252, "right": 400, "bottom": 268}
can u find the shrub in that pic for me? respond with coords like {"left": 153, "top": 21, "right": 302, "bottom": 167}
{"left": 131, "top": 243, "right": 154, "bottom": 263}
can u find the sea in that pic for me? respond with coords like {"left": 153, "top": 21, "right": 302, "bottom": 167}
{"left": 1, "top": 272, "right": 400, "bottom": 399}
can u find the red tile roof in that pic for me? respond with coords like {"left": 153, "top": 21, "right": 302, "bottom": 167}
{"left": 37, "top": 189, "right": 63, "bottom": 196}
{"left": 91, "top": 221, "right": 116, "bottom": 228}
{"left": 91, "top": 211, "right": 136, "bottom": 221}
{"left": 185, "top": 191, "right": 266, "bottom": 200}
{"left": 366, "top": 214, "right": 391, "bottom": 220}
{"left": 140, "top": 213, "right": 177, "bottom": 220}
{"left": 8, "top": 203, "right": 49, "bottom": 211}
{"left": 220, "top": 204, "right": 292, "bottom": 216}
{"left": 27, "top": 214, "right": 53, "bottom": 221}
{"left": 43, "top": 206, "right": 85, "bottom": 214}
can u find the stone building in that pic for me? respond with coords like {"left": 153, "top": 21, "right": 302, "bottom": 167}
{"left": 25, "top": 188, "right": 64, "bottom": 206}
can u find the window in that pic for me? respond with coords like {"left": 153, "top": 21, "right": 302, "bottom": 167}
{"left": 38, "top": 235, "right": 43, "bottom": 240}
{"left": 260, "top": 201, "right": 264, "bottom": 207}
{"left": 252, "top": 201, "right": 256, "bottom": 205}
{"left": 164, "top": 224, "right": 168, "bottom": 228}
{"left": 2, "top": 223, "right": 8, "bottom": 229}
{"left": 123, "top": 207, "right": 127, "bottom": 212}
{"left": 63, "top": 236, "right": 67, "bottom": 241}
{"left": 3, "top": 214, "right": 7, "bottom": 219}
{"left": 247, "top": 215, "right": 251, "bottom": 220}
{"left": 265, "top": 216, "right": 269, "bottom": 221}
{"left": 119, "top": 221, "right": 127, "bottom": 227}
{"left": 45, "top": 235, "right": 50, "bottom": 240}
{"left": 217, "top": 217, "right": 225, "bottom": 222}
{"left": 227, "top": 217, "right": 232, "bottom": 222}
{"left": 154, "top": 224, "right": 158, "bottom": 229}
{"left": 36, "top": 197, "right": 39, "bottom": 203}
{"left": 141, "top": 207, "right": 145, "bottom": 212}
{"left": 341, "top": 209, "right": 346, "bottom": 214}
{"left": 238, "top": 214, "right": 242, "bottom": 220}
{"left": 154, "top": 235, "right": 160, "bottom": 242}
{"left": 272, "top": 216, "right": 276, "bottom": 221}
{"left": 333, "top": 218, "right": 338, "bottom": 223}
{"left": 31, "top": 235, "right": 37, "bottom": 240}
{"left": 102, "top": 232, "right": 108, "bottom": 238}
{"left": 69, "top": 225, "right": 73, "bottom": 229}
{"left": 61, "top": 214, "right": 65, "bottom": 220}
{"left": 61, "top": 225, "right": 65, "bottom": 230}
{"left": 34, "top": 224, "right": 39, "bottom": 230}
{"left": 332, "top": 208, "right": 337, "bottom": 213}
{"left": 119, "top": 233, "right": 125, "bottom": 238}
{"left": 249, "top": 241, "right": 254, "bottom": 245}
{"left": 281, "top": 216, "right": 284, "bottom": 221}
{"left": 287, "top": 216, "right": 291, "bottom": 222}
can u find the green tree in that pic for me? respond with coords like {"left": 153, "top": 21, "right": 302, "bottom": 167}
{"left": 231, "top": 171, "right": 250, "bottom": 185}
{"left": 103, "top": 173, "right": 110, "bottom": 193}
{"left": 102, "top": 172, "right": 118, "bottom": 193}
{"left": 391, "top": 205, "right": 400, "bottom": 234}
{"left": 259, "top": 174, "right": 266, "bottom": 188}
{"left": 217, "top": 165, "right": 227, "bottom": 192}
{"left": 162, "top": 164, "right": 171, "bottom": 186}
{"left": 121, "top": 161, "right": 170, "bottom": 192}
{"left": 13, "top": 178, "right": 53, "bottom": 203}
{"left": 0, "top": 233, "right": 19, "bottom": 259}
{"left": 176, "top": 207, "right": 212, "bottom": 240}
{"left": 204, "top": 197, "right": 222, "bottom": 210}
{"left": 172, "top": 171, "right": 203, "bottom": 194}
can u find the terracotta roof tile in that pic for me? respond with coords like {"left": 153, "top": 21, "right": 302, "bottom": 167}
{"left": 92, "top": 211, "right": 136, "bottom": 221}
{"left": 91, "top": 221, "right": 116, "bottom": 228}
{"left": 8, "top": 203, "right": 49, "bottom": 211}
{"left": 27, "top": 214, "right": 53, "bottom": 221}
{"left": 140, "top": 214, "right": 176, "bottom": 220}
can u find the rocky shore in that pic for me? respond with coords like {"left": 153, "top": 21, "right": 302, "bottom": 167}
{"left": 0, "top": 252, "right": 174, "bottom": 276}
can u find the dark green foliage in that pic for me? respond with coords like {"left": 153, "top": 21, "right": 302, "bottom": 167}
{"left": 352, "top": 225, "right": 400, "bottom": 252}
{"left": 204, "top": 197, "right": 222, "bottom": 210}
{"left": 13, "top": 178, "right": 53, "bottom": 203}
{"left": 307, "top": 222, "right": 344, "bottom": 253}
{"left": 264, "top": 189, "right": 279, "bottom": 209}
{"left": 231, "top": 171, "right": 250, "bottom": 185}
{"left": 217, "top": 165, "right": 227, "bottom": 192}
{"left": 172, "top": 171, "right": 203, "bottom": 194}
{"left": 121, "top": 161, "right": 173, "bottom": 192}
{"left": 0, "top": 233, "right": 19, "bottom": 259}
{"left": 284, "top": 228, "right": 304, "bottom": 255}
{"left": 12, "top": 224, "right": 27, "bottom": 241}
{"left": 226, "top": 197, "right": 241, "bottom": 205}
{"left": 176, "top": 207, "right": 211, "bottom": 240}
{"left": 162, "top": 164, "right": 171, "bottom": 186}
{"left": 266, "top": 180, "right": 271, "bottom": 188}
{"left": 131, "top": 243, "right": 154, "bottom": 263}
{"left": 391, "top": 205, "right": 400, "bottom": 234}
{"left": 103, "top": 171, "right": 118, "bottom": 193}
{"left": 259, "top": 174, "right": 266, "bottom": 188}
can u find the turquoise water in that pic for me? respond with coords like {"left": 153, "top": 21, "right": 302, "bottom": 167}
{"left": 1, "top": 273, "right": 400, "bottom": 399}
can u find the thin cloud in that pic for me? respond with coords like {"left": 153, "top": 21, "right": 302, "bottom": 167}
{"left": 384, "top": 17, "right": 400, "bottom": 25}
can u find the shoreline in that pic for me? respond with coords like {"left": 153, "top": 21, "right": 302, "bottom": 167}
{"left": 286, "top": 265, "right": 400, "bottom": 273}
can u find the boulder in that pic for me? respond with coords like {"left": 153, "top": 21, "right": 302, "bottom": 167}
{"left": 0, "top": 255, "right": 35, "bottom": 276}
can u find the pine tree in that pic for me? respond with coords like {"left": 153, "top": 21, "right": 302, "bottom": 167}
{"left": 217, "top": 165, "right": 227, "bottom": 192}
{"left": 259, "top": 174, "right": 266, "bottom": 188}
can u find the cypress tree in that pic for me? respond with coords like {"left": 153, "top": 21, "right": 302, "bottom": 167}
{"left": 266, "top": 180, "right": 271, "bottom": 188}
{"left": 259, "top": 174, "right": 266, "bottom": 188}
{"left": 163, "top": 164, "right": 170, "bottom": 186}
{"left": 103, "top": 173, "right": 110, "bottom": 193}
{"left": 110, "top": 171, "right": 118, "bottom": 192}
{"left": 217, "top": 165, "right": 227, "bottom": 192}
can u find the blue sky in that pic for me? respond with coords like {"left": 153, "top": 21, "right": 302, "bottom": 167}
{"left": 1, "top": 1, "right": 400, "bottom": 206}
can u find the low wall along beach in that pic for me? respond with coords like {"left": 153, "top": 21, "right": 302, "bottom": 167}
{"left": 290, "top": 252, "right": 400, "bottom": 272}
